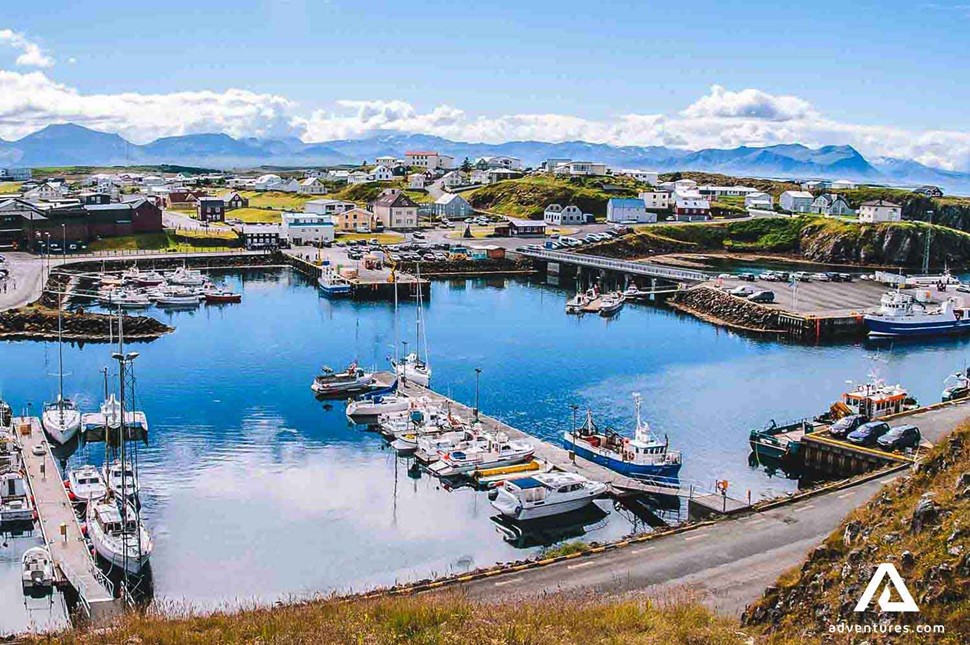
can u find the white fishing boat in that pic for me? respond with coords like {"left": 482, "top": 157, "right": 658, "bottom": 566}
{"left": 346, "top": 393, "right": 410, "bottom": 418}
{"left": 67, "top": 464, "right": 107, "bottom": 503}
{"left": 311, "top": 362, "right": 375, "bottom": 396}
{"left": 102, "top": 288, "right": 152, "bottom": 309}
{"left": 428, "top": 432, "right": 535, "bottom": 476}
{"left": 21, "top": 547, "right": 55, "bottom": 592}
{"left": 165, "top": 266, "right": 206, "bottom": 287}
{"left": 598, "top": 292, "right": 626, "bottom": 317}
{"left": 490, "top": 471, "right": 607, "bottom": 520}
{"left": 318, "top": 266, "right": 353, "bottom": 297}
{"left": 0, "top": 472, "right": 34, "bottom": 523}
{"left": 86, "top": 497, "right": 152, "bottom": 574}
{"left": 154, "top": 289, "right": 202, "bottom": 307}
{"left": 565, "top": 291, "right": 591, "bottom": 314}
{"left": 103, "top": 459, "right": 139, "bottom": 502}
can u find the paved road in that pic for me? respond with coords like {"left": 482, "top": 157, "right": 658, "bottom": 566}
{"left": 0, "top": 251, "right": 63, "bottom": 310}
{"left": 453, "top": 470, "right": 903, "bottom": 616}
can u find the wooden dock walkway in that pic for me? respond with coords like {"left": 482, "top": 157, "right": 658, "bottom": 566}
{"left": 14, "top": 417, "right": 121, "bottom": 623}
{"left": 387, "top": 374, "right": 748, "bottom": 514}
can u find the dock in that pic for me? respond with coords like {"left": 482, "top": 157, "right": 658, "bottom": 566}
{"left": 14, "top": 417, "right": 121, "bottom": 623}
{"left": 385, "top": 374, "right": 749, "bottom": 516}
{"left": 282, "top": 250, "right": 430, "bottom": 300}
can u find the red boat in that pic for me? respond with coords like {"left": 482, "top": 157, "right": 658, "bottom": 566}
{"left": 204, "top": 290, "right": 242, "bottom": 304}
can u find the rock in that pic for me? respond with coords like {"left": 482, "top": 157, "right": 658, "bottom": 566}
{"left": 911, "top": 493, "right": 940, "bottom": 533}
{"left": 901, "top": 550, "right": 916, "bottom": 568}
{"left": 882, "top": 531, "right": 900, "bottom": 544}
{"left": 844, "top": 520, "right": 863, "bottom": 546}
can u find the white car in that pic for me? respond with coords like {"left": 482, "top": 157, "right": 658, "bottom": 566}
{"left": 730, "top": 285, "right": 756, "bottom": 297}
{"left": 812, "top": 272, "right": 831, "bottom": 282}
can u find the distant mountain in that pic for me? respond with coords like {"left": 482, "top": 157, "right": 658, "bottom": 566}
{"left": 2, "top": 122, "right": 970, "bottom": 192}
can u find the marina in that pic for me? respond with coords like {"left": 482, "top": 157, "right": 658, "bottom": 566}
{"left": 4, "top": 267, "right": 970, "bottom": 631}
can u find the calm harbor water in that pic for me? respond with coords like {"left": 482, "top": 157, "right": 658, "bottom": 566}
{"left": 3, "top": 267, "right": 970, "bottom": 632}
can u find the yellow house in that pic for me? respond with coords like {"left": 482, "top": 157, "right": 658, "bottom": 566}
{"left": 333, "top": 207, "right": 377, "bottom": 232}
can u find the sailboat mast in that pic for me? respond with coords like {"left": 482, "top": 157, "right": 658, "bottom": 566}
{"left": 116, "top": 308, "right": 130, "bottom": 585}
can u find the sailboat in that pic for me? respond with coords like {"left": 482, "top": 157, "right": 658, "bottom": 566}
{"left": 42, "top": 284, "right": 81, "bottom": 444}
{"left": 394, "top": 265, "right": 432, "bottom": 387}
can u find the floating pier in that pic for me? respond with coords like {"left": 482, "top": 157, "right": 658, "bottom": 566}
{"left": 14, "top": 417, "right": 121, "bottom": 623}
{"left": 382, "top": 373, "right": 749, "bottom": 516}
{"left": 282, "top": 251, "right": 430, "bottom": 300}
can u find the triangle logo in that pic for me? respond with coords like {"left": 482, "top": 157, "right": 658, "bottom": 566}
{"left": 854, "top": 563, "right": 919, "bottom": 613}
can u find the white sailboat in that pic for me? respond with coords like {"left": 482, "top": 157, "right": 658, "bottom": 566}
{"left": 86, "top": 497, "right": 152, "bottom": 574}
{"left": 42, "top": 288, "right": 81, "bottom": 444}
{"left": 394, "top": 266, "right": 432, "bottom": 387}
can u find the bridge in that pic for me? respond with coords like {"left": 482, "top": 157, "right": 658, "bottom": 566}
{"left": 517, "top": 249, "right": 711, "bottom": 283}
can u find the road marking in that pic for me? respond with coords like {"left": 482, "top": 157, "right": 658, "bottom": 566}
{"left": 746, "top": 517, "right": 766, "bottom": 525}
{"left": 493, "top": 577, "right": 523, "bottom": 587}
{"left": 684, "top": 533, "right": 708, "bottom": 542}
{"left": 799, "top": 504, "right": 816, "bottom": 510}
{"left": 629, "top": 546, "right": 656, "bottom": 554}
{"left": 567, "top": 560, "right": 596, "bottom": 570}
{"left": 837, "top": 491, "right": 856, "bottom": 499}
{"left": 884, "top": 476, "right": 899, "bottom": 484}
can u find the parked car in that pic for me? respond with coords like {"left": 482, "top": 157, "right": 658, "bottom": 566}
{"left": 838, "top": 273, "right": 853, "bottom": 282}
{"left": 876, "top": 425, "right": 921, "bottom": 451}
{"left": 738, "top": 273, "right": 756, "bottom": 282}
{"left": 759, "top": 272, "right": 778, "bottom": 281}
{"left": 812, "top": 272, "right": 831, "bottom": 282}
{"left": 794, "top": 271, "right": 812, "bottom": 282}
{"left": 730, "top": 285, "right": 756, "bottom": 297}
{"left": 412, "top": 232, "right": 426, "bottom": 239}
{"left": 847, "top": 421, "right": 891, "bottom": 446}
{"left": 748, "top": 290, "right": 775, "bottom": 303}
{"left": 828, "top": 414, "right": 869, "bottom": 439}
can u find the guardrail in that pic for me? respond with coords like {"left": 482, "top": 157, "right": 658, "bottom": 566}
{"left": 519, "top": 249, "right": 710, "bottom": 282}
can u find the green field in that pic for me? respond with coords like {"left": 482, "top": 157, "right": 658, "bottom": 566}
{"left": 0, "top": 182, "right": 22, "bottom": 194}
{"left": 468, "top": 175, "right": 642, "bottom": 219}
{"left": 87, "top": 232, "right": 238, "bottom": 253}
{"left": 237, "top": 190, "right": 315, "bottom": 210}
{"left": 229, "top": 207, "right": 283, "bottom": 223}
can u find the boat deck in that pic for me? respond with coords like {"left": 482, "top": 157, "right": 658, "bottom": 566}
{"left": 14, "top": 416, "right": 121, "bottom": 622}
{"left": 377, "top": 373, "right": 748, "bottom": 513}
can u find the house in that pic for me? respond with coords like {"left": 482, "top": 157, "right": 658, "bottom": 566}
{"left": 372, "top": 189, "right": 419, "bottom": 229}
{"left": 371, "top": 165, "right": 394, "bottom": 182}
{"left": 542, "top": 158, "right": 572, "bottom": 173}
{"left": 277, "top": 178, "right": 301, "bottom": 193}
{"left": 698, "top": 186, "right": 760, "bottom": 198}
{"left": 744, "top": 192, "right": 774, "bottom": 210}
{"left": 486, "top": 168, "right": 522, "bottom": 183}
{"left": 673, "top": 193, "right": 711, "bottom": 221}
{"left": 442, "top": 171, "right": 465, "bottom": 189}
{"left": 254, "top": 174, "right": 283, "bottom": 191}
{"left": 543, "top": 204, "right": 586, "bottom": 226}
{"left": 811, "top": 193, "right": 853, "bottom": 216}
{"left": 347, "top": 171, "right": 371, "bottom": 185}
{"left": 801, "top": 180, "right": 830, "bottom": 191}
{"left": 221, "top": 191, "right": 249, "bottom": 210}
{"left": 507, "top": 218, "right": 547, "bottom": 236}
{"left": 408, "top": 173, "right": 427, "bottom": 190}
{"left": 831, "top": 179, "right": 857, "bottom": 190}
{"left": 607, "top": 198, "right": 655, "bottom": 224}
{"left": 327, "top": 170, "right": 350, "bottom": 183}
{"left": 434, "top": 193, "right": 473, "bottom": 220}
{"left": 280, "top": 211, "right": 335, "bottom": 246}
{"left": 0, "top": 168, "right": 31, "bottom": 181}
{"left": 914, "top": 185, "right": 944, "bottom": 198}
{"left": 78, "top": 192, "right": 111, "bottom": 206}
{"left": 165, "top": 190, "right": 204, "bottom": 208}
{"left": 858, "top": 200, "right": 903, "bottom": 223}
{"left": 470, "top": 169, "right": 490, "bottom": 185}
{"left": 374, "top": 155, "right": 398, "bottom": 167}
{"left": 305, "top": 199, "right": 355, "bottom": 216}
{"left": 638, "top": 191, "right": 671, "bottom": 211}
{"left": 197, "top": 197, "right": 226, "bottom": 222}
{"left": 141, "top": 175, "right": 167, "bottom": 187}
{"left": 553, "top": 161, "right": 608, "bottom": 176}
{"left": 298, "top": 177, "right": 328, "bottom": 195}
{"left": 779, "top": 190, "right": 814, "bottom": 213}
{"left": 237, "top": 224, "right": 281, "bottom": 250}
{"left": 333, "top": 207, "right": 377, "bottom": 232}
{"left": 476, "top": 156, "right": 523, "bottom": 171}
{"left": 405, "top": 151, "right": 455, "bottom": 171}
{"left": 621, "top": 170, "right": 659, "bottom": 185}
{"left": 657, "top": 179, "right": 697, "bottom": 193}
{"left": 24, "top": 182, "right": 66, "bottom": 202}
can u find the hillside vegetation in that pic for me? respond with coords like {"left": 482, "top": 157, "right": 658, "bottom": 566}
{"left": 587, "top": 217, "right": 970, "bottom": 267}
{"left": 744, "top": 422, "right": 970, "bottom": 642}
{"left": 468, "top": 175, "right": 642, "bottom": 219}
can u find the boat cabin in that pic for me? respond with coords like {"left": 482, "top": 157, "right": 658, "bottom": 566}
{"left": 842, "top": 383, "right": 909, "bottom": 419}
{"left": 94, "top": 502, "right": 138, "bottom": 534}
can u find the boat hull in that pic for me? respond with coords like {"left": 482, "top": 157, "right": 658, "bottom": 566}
{"left": 563, "top": 436, "right": 681, "bottom": 479}
{"left": 42, "top": 410, "right": 81, "bottom": 444}
{"left": 492, "top": 494, "right": 598, "bottom": 521}
{"left": 864, "top": 315, "right": 970, "bottom": 338}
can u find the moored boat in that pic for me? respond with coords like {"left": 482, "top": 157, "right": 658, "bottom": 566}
{"left": 165, "top": 267, "right": 206, "bottom": 287}
{"left": 598, "top": 292, "right": 625, "bottom": 317}
{"left": 490, "top": 471, "right": 607, "bottom": 520}
{"left": 21, "top": 546, "right": 55, "bottom": 592}
{"left": 103, "top": 459, "right": 140, "bottom": 502}
{"left": 154, "top": 289, "right": 202, "bottom": 307}
{"left": 565, "top": 291, "right": 590, "bottom": 314}
{"left": 311, "top": 362, "right": 375, "bottom": 396}
{"left": 346, "top": 393, "right": 410, "bottom": 418}
{"left": 864, "top": 289, "right": 970, "bottom": 337}
{"left": 42, "top": 396, "right": 81, "bottom": 445}
{"left": 86, "top": 497, "right": 153, "bottom": 574}
{"left": 748, "top": 419, "right": 811, "bottom": 461}
{"left": 942, "top": 368, "right": 970, "bottom": 402}
{"left": 0, "top": 472, "right": 34, "bottom": 523}
{"left": 318, "top": 266, "right": 353, "bottom": 297}
{"left": 428, "top": 432, "right": 535, "bottom": 477}
{"left": 67, "top": 464, "right": 108, "bottom": 503}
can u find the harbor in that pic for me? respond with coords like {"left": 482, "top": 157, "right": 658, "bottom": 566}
{"left": 4, "top": 266, "right": 970, "bottom": 632}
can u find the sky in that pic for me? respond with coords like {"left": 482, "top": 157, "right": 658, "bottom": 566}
{"left": 2, "top": 1, "right": 970, "bottom": 169}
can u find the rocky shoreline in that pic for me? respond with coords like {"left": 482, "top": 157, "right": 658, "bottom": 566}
{"left": 669, "top": 285, "right": 785, "bottom": 335}
{"left": 0, "top": 307, "right": 172, "bottom": 343}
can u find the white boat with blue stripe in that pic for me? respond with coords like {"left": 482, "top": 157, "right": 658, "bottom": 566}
{"left": 864, "top": 289, "right": 970, "bottom": 337}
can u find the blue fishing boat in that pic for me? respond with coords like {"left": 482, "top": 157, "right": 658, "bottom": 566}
{"left": 318, "top": 265, "right": 353, "bottom": 297}
{"left": 864, "top": 289, "right": 970, "bottom": 337}
{"left": 562, "top": 394, "right": 682, "bottom": 480}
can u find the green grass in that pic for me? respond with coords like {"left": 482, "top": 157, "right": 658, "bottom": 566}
{"left": 540, "top": 540, "right": 591, "bottom": 558}
{"left": 87, "top": 231, "right": 239, "bottom": 252}
{"left": 0, "top": 182, "right": 22, "bottom": 194}
{"left": 468, "top": 175, "right": 640, "bottom": 219}
{"left": 237, "top": 190, "right": 315, "bottom": 210}
{"left": 228, "top": 207, "right": 283, "bottom": 223}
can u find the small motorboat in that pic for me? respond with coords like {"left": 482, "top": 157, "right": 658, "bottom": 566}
{"left": 203, "top": 289, "right": 242, "bottom": 304}
{"left": 154, "top": 289, "right": 202, "bottom": 307}
{"left": 86, "top": 497, "right": 153, "bottom": 574}
{"left": 623, "top": 284, "right": 648, "bottom": 299}
{"left": 165, "top": 267, "right": 206, "bottom": 287}
{"left": 67, "top": 464, "right": 108, "bottom": 503}
{"left": 346, "top": 393, "right": 410, "bottom": 418}
{"left": 598, "top": 292, "right": 625, "bottom": 317}
{"left": 102, "top": 288, "right": 152, "bottom": 309}
{"left": 490, "top": 471, "right": 607, "bottom": 520}
{"left": 565, "top": 291, "right": 590, "bottom": 314}
{"left": 428, "top": 432, "right": 535, "bottom": 477}
{"left": 311, "top": 362, "right": 375, "bottom": 397}
{"left": 942, "top": 368, "right": 970, "bottom": 402}
{"left": 0, "top": 472, "right": 34, "bottom": 523}
{"left": 21, "top": 546, "right": 55, "bottom": 592}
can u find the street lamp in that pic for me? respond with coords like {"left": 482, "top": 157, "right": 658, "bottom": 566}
{"left": 474, "top": 367, "right": 482, "bottom": 419}
{"left": 570, "top": 404, "right": 579, "bottom": 431}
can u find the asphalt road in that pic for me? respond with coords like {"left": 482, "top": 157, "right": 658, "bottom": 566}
{"left": 452, "top": 470, "right": 903, "bottom": 617}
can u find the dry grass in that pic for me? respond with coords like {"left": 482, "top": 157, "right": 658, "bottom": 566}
{"left": 0, "top": 181, "right": 22, "bottom": 194}
{"left": 229, "top": 207, "right": 283, "bottom": 223}
{"left": 47, "top": 591, "right": 758, "bottom": 645}
{"left": 237, "top": 190, "right": 315, "bottom": 210}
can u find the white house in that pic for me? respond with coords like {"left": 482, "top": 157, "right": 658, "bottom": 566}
{"left": 142, "top": 175, "right": 166, "bottom": 187}
{"left": 280, "top": 211, "right": 335, "bottom": 246}
{"left": 699, "top": 185, "right": 760, "bottom": 198}
{"left": 442, "top": 171, "right": 465, "bottom": 189}
{"left": 0, "top": 168, "right": 31, "bottom": 181}
{"left": 254, "top": 174, "right": 283, "bottom": 191}
{"left": 858, "top": 200, "right": 902, "bottom": 223}
{"left": 434, "top": 193, "right": 473, "bottom": 220}
{"left": 543, "top": 204, "right": 587, "bottom": 226}
{"left": 622, "top": 170, "right": 660, "bottom": 185}
{"left": 831, "top": 179, "right": 857, "bottom": 190}
{"left": 408, "top": 173, "right": 426, "bottom": 190}
{"left": 478, "top": 156, "right": 523, "bottom": 170}
{"left": 744, "top": 192, "right": 774, "bottom": 210}
{"left": 542, "top": 158, "right": 572, "bottom": 173}
{"left": 779, "top": 190, "right": 814, "bottom": 213}
{"left": 638, "top": 191, "right": 671, "bottom": 211}
{"left": 347, "top": 171, "right": 371, "bottom": 185}
{"left": 469, "top": 169, "right": 490, "bottom": 185}
{"left": 277, "top": 178, "right": 301, "bottom": 193}
{"left": 371, "top": 165, "right": 394, "bottom": 182}
{"left": 405, "top": 151, "right": 454, "bottom": 170}
{"left": 606, "top": 198, "right": 654, "bottom": 223}
{"left": 327, "top": 170, "right": 350, "bottom": 183}
{"left": 25, "top": 182, "right": 66, "bottom": 202}
{"left": 305, "top": 198, "right": 356, "bottom": 216}
{"left": 811, "top": 193, "right": 853, "bottom": 216}
{"left": 554, "top": 161, "right": 608, "bottom": 176}
{"left": 374, "top": 155, "right": 398, "bottom": 167}
{"left": 298, "top": 177, "right": 328, "bottom": 195}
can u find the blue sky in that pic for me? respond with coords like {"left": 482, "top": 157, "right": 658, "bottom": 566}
{"left": 2, "top": 1, "right": 969, "bottom": 168}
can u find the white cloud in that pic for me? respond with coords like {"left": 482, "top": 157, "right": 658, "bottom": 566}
{"left": 2, "top": 67, "right": 970, "bottom": 171}
{"left": 0, "top": 29, "right": 54, "bottom": 68}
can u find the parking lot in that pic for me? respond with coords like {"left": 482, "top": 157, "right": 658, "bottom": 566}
{"left": 710, "top": 270, "right": 892, "bottom": 315}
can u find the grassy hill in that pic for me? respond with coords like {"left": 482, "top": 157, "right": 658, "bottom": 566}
{"left": 468, "top": 175, "right": 642, "bottom": 219}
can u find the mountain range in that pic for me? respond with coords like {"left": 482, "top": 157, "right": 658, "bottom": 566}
{"left": 2, "top": 123, "right": 969, "bottom": 193}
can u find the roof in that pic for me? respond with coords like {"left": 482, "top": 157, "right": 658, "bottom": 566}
{"left": 861, "top": 200, "right": 902, "bottom": 208}
{"left": 197, "top": 197, "right": 225, "bottom": 204}
{"left": 510, "top": 477, "right": 544, "bottom": 489}
{"left": 300, "top": 178, "right": 322, "bottom": 185}
{"left": 782, "top": 190, "right": 813, "bottom": 199}
{"left": 507, "top": 217, "right": 546, "bottom": 227}
{"left": 608, "top": 198, "right": 646, "bottom": 207}
{"left": 83, "top": 203, "right": 131, "bottom": 212}
{"left": 405, "top": 150, "right": 438, "bottom": 156}
{"left": 374, "top": 191, "right": 417, "bottom": 208}
{"left": 435, "top": 193, "right": 468, "bottom": 205}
